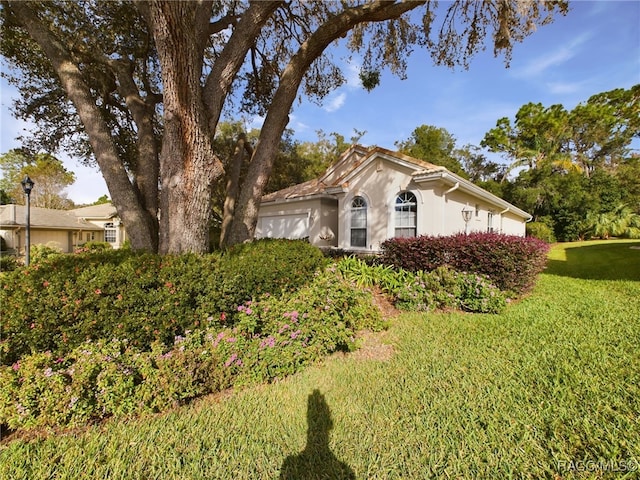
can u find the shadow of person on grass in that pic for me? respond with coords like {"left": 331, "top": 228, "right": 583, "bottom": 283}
{"left": 280, "top": 389, "right": 355, "bottom": 480}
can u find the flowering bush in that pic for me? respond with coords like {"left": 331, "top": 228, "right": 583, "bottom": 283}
{"left": 0, "top": 239, "right": 326, "bottom": 366}
{"left": 380, "top": 233, "right": 549, "bottom": 294}
{"left": 0, "top": 268, "right": 383, "bottom": 432}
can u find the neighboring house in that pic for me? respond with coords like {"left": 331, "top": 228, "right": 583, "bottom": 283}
{"left": 0, "top": 202, "right": 127, "bottom": 256}
{"left": 257, "top": 145, "right": 531, "bottom": 251}
{"left": 72, "top": 203, "right": 127, "bottom": 249}
{"left": 0, "top": 204, "right": 104, "bottom": 254}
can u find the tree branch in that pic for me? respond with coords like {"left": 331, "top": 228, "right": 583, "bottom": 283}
{"left": 203, "top": 1, "right": 283, "bottom": 133}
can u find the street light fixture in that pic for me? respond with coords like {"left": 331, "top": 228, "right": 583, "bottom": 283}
{"left": 21, "top": 176, "right": 35, "bottom": 266}
{"left": 461, "top": 205, "right": 473, "bottom": 235}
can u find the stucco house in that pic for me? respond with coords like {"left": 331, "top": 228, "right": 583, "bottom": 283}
{"left": 0, "top": 202, "right": 127, "bottom": 256}
{"left": 72, "top": 203, "right": 127, "bottom": 249}
{"left": 257, "top": 145, "right": 531, "bottom": 251}
{"left": 0, "top": 204, "right": 105, "bottom": 254}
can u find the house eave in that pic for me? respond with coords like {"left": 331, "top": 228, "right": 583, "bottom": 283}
{"left": 260, "top": 193, "right": 336, "bottom": 206}
{"left": 414, "top": 170, "right": 532, "bottom": 220}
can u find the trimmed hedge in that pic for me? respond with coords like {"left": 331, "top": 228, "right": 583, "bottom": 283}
{"left": 0, "top": 269, "right": 383, "bottom": 431}
{"left": 0, "top": 239, "right": 327, "bottom": 366}
{"left": 380, "top": 233, "right": 549, "bottom": 294}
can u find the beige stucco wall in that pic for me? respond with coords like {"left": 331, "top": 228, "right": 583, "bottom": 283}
{"left": 258, "top": 155, "right": 528, "bottom": 250}
{"left": 335, "top": 161, "right": 528, "bottom": 250}
{"left": 83, "top": 219, "right": 125, "bottom": 248}
{"left": 1, "top": 227, "right": 107, "bottom": 255}
{"left": 336, "top": 159, "right": 418, "bottom": 250}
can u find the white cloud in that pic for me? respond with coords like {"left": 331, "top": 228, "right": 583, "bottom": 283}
{"left": 344, "top": 59, "right": 363, "bottom": 89}
{"left": 323, "top": 92, "right": 347, "bottom": 113}
{"left": 245, "top": 114, "right": 265, "bottom": 131}
{"left": 288, "top": 114, "right": 310, "bottom": 134}
{"left": 546, "top": 81, "right": 583, "bottom": 95}
{"left": 513, "top": 33, "right": 592, "bottom": 78}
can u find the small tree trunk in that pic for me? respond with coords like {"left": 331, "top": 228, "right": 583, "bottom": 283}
{"left": 220, "top": 134, "right": 252, "bottom": 248}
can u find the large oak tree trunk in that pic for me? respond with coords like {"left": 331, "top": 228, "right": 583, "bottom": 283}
{"left": 148, "top": 1, "right": 225, "bottom": 254}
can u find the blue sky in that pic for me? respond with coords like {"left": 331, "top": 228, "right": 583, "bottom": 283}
{"left": 1, "top": 0, "right": 638, "bottom": 204}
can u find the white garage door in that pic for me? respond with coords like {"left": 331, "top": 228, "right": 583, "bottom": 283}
{"left": 259, "top": 214, "right": 309, "bottom": 239}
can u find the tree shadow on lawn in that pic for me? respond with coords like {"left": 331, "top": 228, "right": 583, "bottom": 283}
{"left": 280, "top": 389, "right": 355, "bottom": 480}
{"left": 544, "top": 241, "right": 640, "bottom": 281}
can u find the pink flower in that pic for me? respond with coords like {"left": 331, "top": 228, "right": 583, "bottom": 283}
{"left": 279, "top": 324, "right": 290, "bottom": 334}
{"left": 260, "top": 336, "right": 276, "bottom": 349}
{"left": 42, "top": 281, "right": 50, "bottom": 288}
{"left": 224, "top": 353, "right": 238, "bottom": 367}
{"left": 94, "top": 289, "right": 102, "bottom": 295}
{"left": 11, "top": 361, "right": 20, "bottom": 371}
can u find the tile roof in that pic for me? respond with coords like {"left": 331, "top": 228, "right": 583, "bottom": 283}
{"left": 261, "top": 145, "right": 442, "bottom": 203}
{"left": 71, "top": 203, "right": 118, "bottom": 218}
{"left": 0, "top": 204, "right": 103, "bottom": 230}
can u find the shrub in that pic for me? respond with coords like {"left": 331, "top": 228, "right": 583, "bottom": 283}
{"left": 74, "top": 241, "right": 113, "bottom": 253}
{"left": 0, "top": 239, "right": 328, "bottom": 366}
{"left": 380, "top": 233, "right": 549, "bottom": 294}
{"left": 0, "top": 253, "right": 17, "bottom": 273}
{"left": 0, "top": 250, "right": 220, "bottom": 365}
{"left": 336, "top": 257, "right": 507, "bottom": 314}
{"left": 527, "top": 221, "right": 556, "bottom": 243}
{"left": 0, "top": 268, "right": 383, "bottom": 432}
{"left": 210, "top": 239, "right": 328, "bottom": 318}
{"left": 30, "top": 243, "right": 63, "bottom": 264}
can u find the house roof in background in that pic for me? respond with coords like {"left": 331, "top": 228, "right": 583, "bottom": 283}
{"left": 71, "top": 203, "right": 118, "bottom": 219}
{"left": 0, "top": 204, "right": 103, "bottom": 231}
{"left": 262, "top": 144, "right": 436, "bottom": 203}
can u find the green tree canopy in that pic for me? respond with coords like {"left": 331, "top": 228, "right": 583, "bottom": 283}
{"left": 0, "top": 148, "right": 75, "bottom": 208}
{"left": 395, "top": 125, "right": 467, "bottom": 176}
{"left": 481, "top": 85, "right": 639, "bottom": 179}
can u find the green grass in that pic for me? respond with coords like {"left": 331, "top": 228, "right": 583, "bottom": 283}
{"left": 2, "top": 240, "right": 639, "bottom": 479}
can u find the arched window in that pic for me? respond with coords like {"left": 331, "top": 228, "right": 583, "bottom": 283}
{"left": 350, "top": 196, "right": 367, "bottom": 248}
{"left": 394, "top": 192, "right": 417, "bottom": 238}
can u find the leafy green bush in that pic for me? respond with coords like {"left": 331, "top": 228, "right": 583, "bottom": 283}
{"left": 0, "top": 250, "right": 220, "bottom": 365}
{"left": 0, "top": 239, "right": 326, "bottom": 366}
{"left": 0, "top": 253, "right": 17, "bottom": 273}
{"left": 210, "top": 239, "right": 328, "bottom": 317}
{"left": 527, "top": 221, "right": 556, "bottom": 243}
{"left": 0, "top": 269, "right": 382, "bottom": 431}
{"left": 74, "top": 241, "right": 113, "bottom": 253}
{"left": 29, "top": 243, "right": 63, "bottom": 264}
{"left": 380, "top": 233, "right": 549, "bottom": 294}
{"left": 336, "top": 257, "right": 507, "bottom": 314}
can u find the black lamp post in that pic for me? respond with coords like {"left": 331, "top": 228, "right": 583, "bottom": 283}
{"left": 21, "top": 176, "right": 35, "bottom": 266}
{"left": 462, "top": 205, "right": 473, "bottom": 235}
